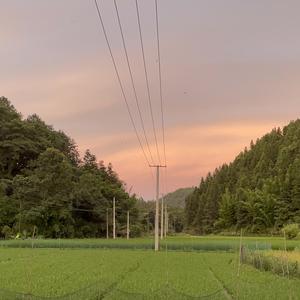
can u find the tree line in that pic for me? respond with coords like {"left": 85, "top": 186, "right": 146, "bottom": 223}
{"left": 0, "top": 97, "right": 142, "bottom": 238}
{"left": 185, "top": 119, "right": 300, "bottom": 234}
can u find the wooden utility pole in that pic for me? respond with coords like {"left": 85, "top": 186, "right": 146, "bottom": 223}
{"left": 164, "top": 204, "right": 167, "bottom": 238}
{"left": 150, "top": 165, "right": 166, "bottom": 251}
{"left": 127, "top": 210, "right": 130, "bottom": 240}
{"left": 18, "top": 200, "right": 22, "bottom": 234}
{"left": 160, "top": 195, "right": 164, "bottom": 240}
{"left": 113, "top": 197, "right": 116, "bottom": 239}
{"left": 106, "top": 208, "right": 109, "bottom": 239}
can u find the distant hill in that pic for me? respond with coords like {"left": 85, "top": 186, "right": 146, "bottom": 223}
{"left": 163, "top": 187, "right": 195, "bottom": 209}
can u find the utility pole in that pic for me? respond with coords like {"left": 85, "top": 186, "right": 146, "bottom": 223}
{"left": 113, "top": 197, "right": 116, "bottom": 239}
{"left": 164, "top": 204, "right": 167, "bottom": 238}
{"left": 106, "top": 208, "right": 109, "bottom": 239}
{"left": 127, "top": 210, "right": 130, "bottom": 240}
{"left": 150, "top": 165, "right": 166, "bottom": 251}
{"left": 147, "top": 213, "right": 150, "bottom": 235}
{"left": 18, "top": 200, "right": 22, "bottom": 234}
{"left": 160, "top": 195, "right": 164, "bottom": 240}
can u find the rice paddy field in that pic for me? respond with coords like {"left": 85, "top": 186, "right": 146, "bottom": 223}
{"left": 1, "top": 235, "right": 299, "bottom": 251}
{"left": 0, "top": 236, "right": 299, "bottom": 299}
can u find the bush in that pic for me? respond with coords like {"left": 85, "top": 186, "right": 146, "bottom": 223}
{"left": 129, "top": 225, "right": 142, "bottom": 237}
{"left": 283, "top": 224, "right": 299, "bottom": 240}
{"left": 1, "top": 225, "right": 12, "bottom": 239}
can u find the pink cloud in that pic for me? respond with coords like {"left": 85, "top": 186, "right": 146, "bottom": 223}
{"left": 80, "top": 119, "right": 287, "bottom": 199}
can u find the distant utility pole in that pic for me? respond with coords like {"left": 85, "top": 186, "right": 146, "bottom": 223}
{"left": 160, "top": 195, "right": 164, "bottom": 240}
{"left": 164, "top": 204, "right": 168, "bottom": 238}
{"left": 113, "top": 197, "right": 116, "bottom": 239}
{"left": 150, "top": 165, "right": 166, "bottom": 251}
{"left": 18, "top": 200, "right": 22, "bottom": 234}
{"left": 127, "top": 210, "right": 130, "bottom": 240}
{"left": 106, "top": 208, "right": 109, "bottom": 239}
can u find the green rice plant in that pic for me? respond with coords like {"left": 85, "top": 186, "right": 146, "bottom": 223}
{"left": 1, "top": 249, "right": 300, "bottom": 299}
{"left": 0, "top": 236, "right": 277, "bottom": 252}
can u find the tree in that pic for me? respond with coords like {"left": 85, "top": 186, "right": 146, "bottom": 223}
{"left": 0, "top": 98, "right": 142, "bottom": 238}
{"left": 185, "top": 119, "right": 300, "bottom": 234}
{"left": 216, "top": 188, "right": 236, "bottom": 230}
{"left": 12, "top": 148, "right": 74, "bottom": 237}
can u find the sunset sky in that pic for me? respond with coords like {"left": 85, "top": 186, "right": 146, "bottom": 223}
{"left": 1, "top": 0, "right": 300, "bottom": 199}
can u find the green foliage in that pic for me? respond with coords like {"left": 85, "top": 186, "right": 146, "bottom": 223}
{"left": 0, "top": 98, "right": 140, "bottom": 238}
{"left": 185, "top": 121, "right": 300, "bottom": 234}
{"left": 283, "top": 224, "right": 299, "bottom": 240}
{"left": 0, "top": 248, "right": 300, "bottom": 299}
{"left": 3, "top": 235, "right": 299, "bottom": 251}
{"left": 1, "top": 225, "right": 12, "bottom": 239}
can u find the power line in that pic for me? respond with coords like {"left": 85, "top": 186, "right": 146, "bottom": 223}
{"left": 113, "top": 0, "right": 154, "bottom": 165}
{"left": 94, "top": 0, "right": 151, "bottom": 167}
{"left": 135, "top": 0, "right": 161, "bottom": 165}
{"left": 155, "top": 0, "right": 166, "bottom": 166}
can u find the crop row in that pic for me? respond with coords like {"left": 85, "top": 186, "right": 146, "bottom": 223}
{"left": 1, "top": 248, "right": 300, "bottom": 299}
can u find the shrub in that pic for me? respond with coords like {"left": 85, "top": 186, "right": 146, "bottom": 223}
{"left": 1, "top": 225, "right": 12, "bottom": 239}
{"left": 129, "top": 225, "right": 142, "bottom": 237}
{"left": 283, "top": 224, "right": 299, "bottom": 240}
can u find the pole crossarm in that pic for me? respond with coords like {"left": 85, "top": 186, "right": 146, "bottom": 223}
{"left": 149, "top": 165, "right": 167, "bottom": 168}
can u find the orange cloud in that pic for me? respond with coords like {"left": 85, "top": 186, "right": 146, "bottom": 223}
{"left": 78, "top": 119, "right": 287, "bottom": 199}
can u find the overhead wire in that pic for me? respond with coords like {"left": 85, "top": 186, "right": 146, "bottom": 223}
{"left": 154, "top": 0, "right": 168, "bottom": 242}
{"left": 154, "top": 0, "right": 167, "bottom": 166}
{"left": 135, "top": 0, "right": 161, "bottom": 165}
{"left": 113, "top": 0, "right": 155, "bottom": 166}
{"left": 94, "top": 0, "right": 151, "bottom": 168}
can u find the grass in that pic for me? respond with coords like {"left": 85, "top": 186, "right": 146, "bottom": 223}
{"left": 0, "top": 236, "right": 299, "bottom": 299}
{"left": 0, "top": 246, "right": 300, "bottom": 299}
{"left": 268, "top": 250, "right": 300, "bottom": 262}
{"left": 0, "top": 235, "right": 299, "bottom": 251}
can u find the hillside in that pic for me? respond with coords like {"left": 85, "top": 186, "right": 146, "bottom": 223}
{"left": 0, "top": 97, "right": 139, "bottom": 238}
{"left": 163, "top": 187, "right": 194, "bottom": 208}
{"left": 185, "top": 119, "right": 300, "bottom": 234}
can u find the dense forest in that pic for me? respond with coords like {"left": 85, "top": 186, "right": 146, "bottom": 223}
{"left": 185, "top": 119, "right": 300, "bottom": 234}
{"left": 6, "top": 97, "right": 298, "bottom": 239}
{"left": 0, "top": 97, "right": 141, "bottom": 238}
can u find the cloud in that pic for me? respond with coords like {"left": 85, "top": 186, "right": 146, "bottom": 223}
{"left": 78, "top": 119, "right": 287, "bottom": 199}
{"left": 2, "top": 1, "right": 300, "bottom": 199}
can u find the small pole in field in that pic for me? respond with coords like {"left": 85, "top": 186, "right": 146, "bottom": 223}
{"left": 283, "top": 230, "right": 292, "bottom": 299}
{"left": 127, "top": 210, "right": 130, "bottom": 240}
{"left": 147, "top": 213, "right": 150, "bottom": 235}
{"left": 160, "top": 195, "right": 164, "bottom": 240}
{"left": 31, "top": 225, "right": 36, "bottom": 249}
{"left": 236, "top": 228, "right": 243, "bottom": 299}
{"left": 113, "top": 197, "right": 116, "bottom": 239}
{"left": 167, "top": 210, "right": 169, "bottom": 235}
{"left": 18, "top": 200, "right": 22, "bottom": 234}
{"left": 106, "top": 208, "right": 109, "bottom": 239}
{"left": 164, "top": 204, "right": 167, "bottom": 238}
{"left": 238, "top": 228, "right": 243, "bottom": 277}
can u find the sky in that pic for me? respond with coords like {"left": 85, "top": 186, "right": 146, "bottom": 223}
{"left": 1, "top": 0, "right": 300, "bottom": 199}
